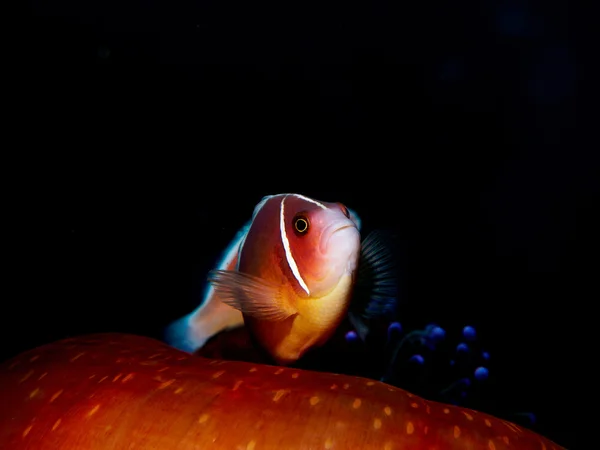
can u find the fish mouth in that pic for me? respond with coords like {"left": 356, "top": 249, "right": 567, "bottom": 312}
{"left": 320, "top": 220, "right": 360, "bottom": 255}
{"left": 333, "top": 224, "right": 354, "bottom": 233}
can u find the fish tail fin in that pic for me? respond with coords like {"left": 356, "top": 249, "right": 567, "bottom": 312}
{"left": 164, "top": 219, "right": 251, "bottom": 353}
{"left": 163, "top": 313, "right": 207, "bottom": 353}
{"left": 164, "top": 297, "right": 245, "bottom": 353}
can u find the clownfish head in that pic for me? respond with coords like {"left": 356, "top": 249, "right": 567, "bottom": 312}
{"left": 240, "top": 193, "right": 361, "bottom": 299}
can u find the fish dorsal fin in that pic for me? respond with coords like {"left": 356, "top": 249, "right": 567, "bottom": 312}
{"left": 207, "top": 269, "right": 298, "bottom": 321}
{"left": 352, "top": 229, "right": 399, "bottom": 320}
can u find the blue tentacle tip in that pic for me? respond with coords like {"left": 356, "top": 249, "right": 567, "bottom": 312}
{"left": 345, "top": 330, "right": 359, "bottom": 343}
{"left": 409, "top": 354, "right": 424, "bottom": 365}
{"left": 463, "top": 325, "right": 477, "bottom": 341}
{"left": 456, "top": 343, "right": 469, "bottom": 353}
{"left": 474, "top": 366, "right": 489, "bottom": 381}
{"left": 430, "top": 326, "right": 446, "bottom": 342}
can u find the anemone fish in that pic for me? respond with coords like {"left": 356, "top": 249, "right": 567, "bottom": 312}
{"left": 166, "top": 193, "right": 396, "bottom": 365}
{"left": 0, "top": 333, "right": 566, "bottom": 449}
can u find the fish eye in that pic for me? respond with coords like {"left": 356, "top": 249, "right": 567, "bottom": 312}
{"left": 293, "top": 215, "right": 309, "bottom": 235}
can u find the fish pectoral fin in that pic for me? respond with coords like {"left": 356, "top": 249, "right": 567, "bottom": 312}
{"left": 352, "top": 229, "right": 400, "bottom": 320}
{"left": 207, "top": 269, "right": 298, "bottom": 321}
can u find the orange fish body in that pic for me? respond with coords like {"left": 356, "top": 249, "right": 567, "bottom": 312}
{"left": 232, "top": 194, "right": 360, "bottom": 364}
{"left": 167, "top": 193, "right": 366, "bottom": 365}
{"left": 0, "top": 333, "right": 566, "bottom": 450}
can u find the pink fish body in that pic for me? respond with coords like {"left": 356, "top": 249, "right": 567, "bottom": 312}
{"left": 0, "top": 333, "right": 566, "bottom": 449}
{"left": 167, "top": 193, "right": 363, "bottom": 365}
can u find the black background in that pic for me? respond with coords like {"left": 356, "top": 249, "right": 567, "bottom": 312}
{"left": 8, "top": 1, "right": 595, "bottom": 448}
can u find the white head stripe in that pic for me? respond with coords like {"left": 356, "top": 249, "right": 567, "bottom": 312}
{"left": 290, "top": 193, "right": 327, "bottom": 210}
{"left": 280, "top": 196, "right": 310, "bottom": 295}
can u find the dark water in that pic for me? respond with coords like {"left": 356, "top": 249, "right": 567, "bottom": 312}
{"left": 9, "top": 1, "right": 595, "bottom": 448}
